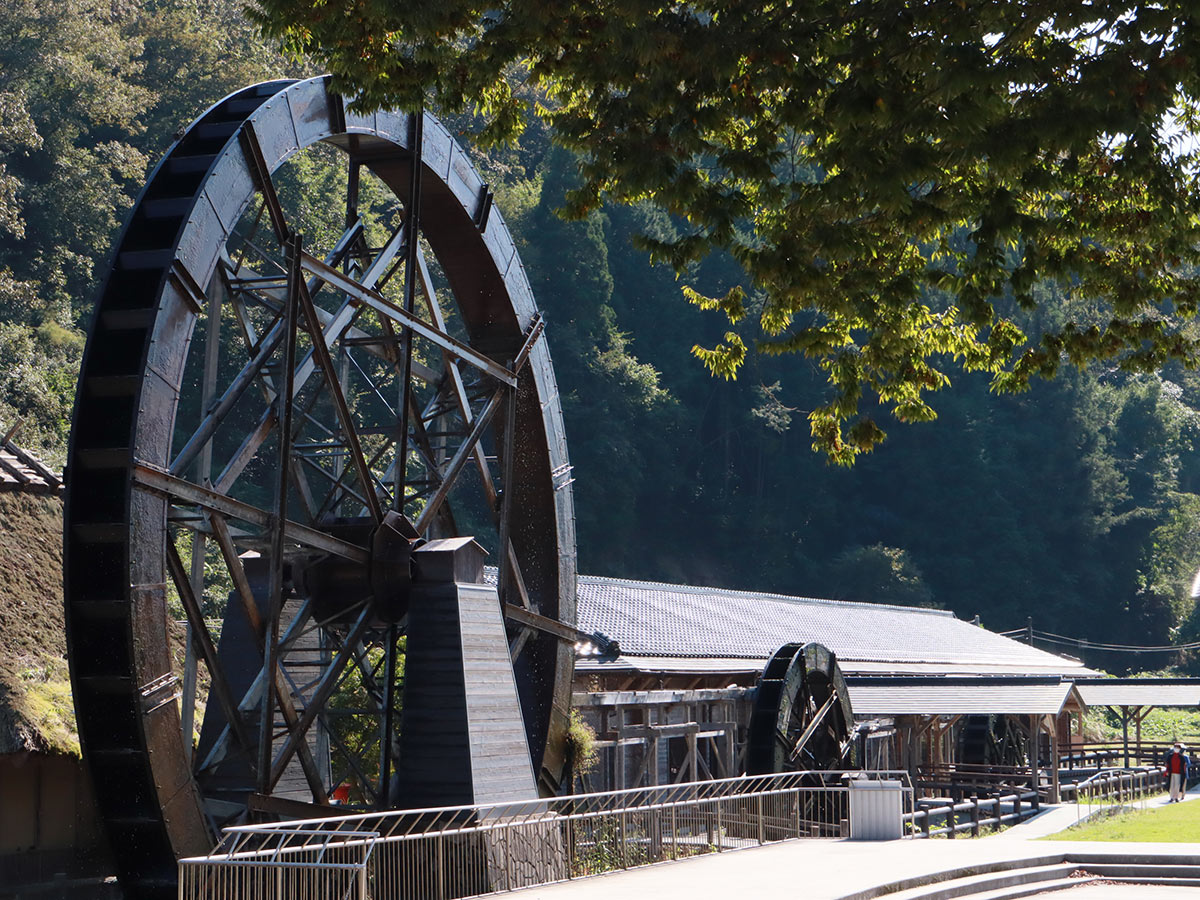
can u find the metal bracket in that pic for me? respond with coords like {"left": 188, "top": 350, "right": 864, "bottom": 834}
{"left": 140, "top": 672, "right": 182, "bottom": 715}
{"left": 325, "top": 78, "right": 346, "bottom": 135}
{"left": 552, "top": 462, "right": 575, "bottom": 492}
{"left": 474, "top": 184, "right": 494, "bottom": 232}
{"left": 503, "top": 603, "right": 617, "bottom": 655}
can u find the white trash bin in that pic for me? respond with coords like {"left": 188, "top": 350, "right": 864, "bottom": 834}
{"left": 848, "top": 778, "right": 904, "bottom": 840}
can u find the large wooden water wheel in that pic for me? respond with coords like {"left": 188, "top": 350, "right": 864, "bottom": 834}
{"left": 64, "top": 77, "right": 577, "bottom": 898}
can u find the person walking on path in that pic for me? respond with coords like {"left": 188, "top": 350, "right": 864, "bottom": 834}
{"left": 1166, "top": 742, "right": 1190, "bottom": 802}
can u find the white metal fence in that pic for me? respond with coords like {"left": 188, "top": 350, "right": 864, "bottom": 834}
{"left": 179, "top": 827, "right": 377, "bottom": 900}
{"left": 180, "top": 771, "right": 912, "bottom": 900}
{"left": 1061, "top": 765, "right": 1165, "bottom": 807}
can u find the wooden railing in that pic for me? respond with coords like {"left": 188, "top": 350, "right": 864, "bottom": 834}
{"left": 905, "top": 789, "right": 1040, "bottom": 838}
{"left": 1060, "top": 741, "right": 1183, "bottom": 769}
{"left": 916, "top": 763, "right": 1041, "bottom": 800}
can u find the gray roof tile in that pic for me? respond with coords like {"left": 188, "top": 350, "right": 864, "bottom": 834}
{"left": 846, "top": 676, "right": 1081, "bottom": 716}
{"left": 575, "top": 573, "right": 1092, "bottom": 676}
{"left": 1074, "top": 679, "right": 1200, "bottom": 709}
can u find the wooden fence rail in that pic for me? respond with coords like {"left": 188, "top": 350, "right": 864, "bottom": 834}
{"left": 904, "top": 790, "right": 1040, "bottom": 839}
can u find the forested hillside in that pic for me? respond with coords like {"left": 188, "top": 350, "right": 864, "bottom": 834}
{"left": 4, "top": 0, "right": 1200, "bottom": 671}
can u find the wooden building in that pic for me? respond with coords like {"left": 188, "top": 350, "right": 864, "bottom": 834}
{"left": 568, "top": 573, "right": 1101, "bottom": 794}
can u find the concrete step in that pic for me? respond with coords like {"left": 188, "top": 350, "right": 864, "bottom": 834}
{"left": 957, "top": 875, "right": 1099, "bottom": 900}
{"left": 873, "top": 863, "right": 1080, "bottom": 900}
{"left": 857, "top": 857, "right": 1200, "bottom": 900}
{"left": 838, "top": 856, "right": 1064, "bottom": 900}
{"left": 1083, "top": 863, "right": 1200, "bottom": 880}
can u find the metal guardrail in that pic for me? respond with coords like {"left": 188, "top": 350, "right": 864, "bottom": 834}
{"left": 179, "top": 827, "right": 378, "bottom": 900}
{"left": 179, "top": 771, "right": 913, "bottom": 900}
{"left": 1062, "top": 766, "right": 1165, "bottom": 806}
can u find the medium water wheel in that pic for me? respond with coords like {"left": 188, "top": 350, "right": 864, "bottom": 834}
{"left": 64, "top": 77, "right": 576, "bottom": 898}
{"left": 746, "top": 642, "right": 854, "bottom": 774}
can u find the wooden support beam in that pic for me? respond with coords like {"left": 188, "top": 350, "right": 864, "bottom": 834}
{"left": 1045, "top": 714, "right": 1060, "bottom": 803}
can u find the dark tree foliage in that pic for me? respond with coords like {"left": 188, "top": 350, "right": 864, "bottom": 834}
{"left": 8, "top": 0, "right": 1200, "bottom": 667}
{"left": 467, "top": 130, "right": 1200, "bottom": 659}
{"left": 255, "top": 0, "right": 1200, "bottom": 462}
{"left": 0, "top": 0, "right": 293, "bottom": 454}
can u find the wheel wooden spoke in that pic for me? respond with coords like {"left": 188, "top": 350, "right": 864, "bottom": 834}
{"left": 300, "top": 252, "right": 518, "bottom": 387}
{"left": 294, "top": 263, "right": 384, "bottom": 522}
{"left": 257, "top": 235, "right": 301, "bottom": 795}
{"left": 169, "top": 311, "right": 288, "bottom": 477}
{"left": 414, "top": 246, "right": 499, "bottom": 506}
{"left": 267, "top": 604, "right": 374, "bottom": 792}
{"left": 195, "top": 600, "right": 315, "bottom": 776}
{"left": 409, "top": 317, "right": 545, "bottom": 537}
{"left": 360, "top": 219, "right": 407, "bottom": 288}
{"left": 240, "top": 121, "right": 291, "bottom": 245}
{"left": 165, "top": 541, "right": 258, "bottom": 764}
{"left": 207, "top": 511, "right": 265, "bottom": 636}
{"left": 788, "top": 691, "right": 839, "bottom": 764}
{"left": 213, "top": 410, "right": 276, "bottom": 494}
{"left": 413, "top": 386, "right": 506, "bottom": 533}
{"left": 133, "top": 462, "right": 369, "bottom": 563}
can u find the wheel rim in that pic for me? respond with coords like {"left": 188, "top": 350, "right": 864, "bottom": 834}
{"left": 65, "top": 77, "right": 576, "bottom": 896}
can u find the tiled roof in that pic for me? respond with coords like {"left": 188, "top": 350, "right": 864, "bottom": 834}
{"left": 846, "top": 676, "right": 1082, "bottom": 716}
{"left": 575, "top": 573, "right": 1094, "bottom": 677}
{"left": 1074, "top": 679, "right": 1200, "bottom": 709}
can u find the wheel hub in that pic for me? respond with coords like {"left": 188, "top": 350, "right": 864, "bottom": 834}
{"left": 294, "top": 511, "right": 423, "bottom": 624}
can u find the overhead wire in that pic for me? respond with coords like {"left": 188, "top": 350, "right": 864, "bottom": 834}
{"left": 996, "top": 625, "right": 1200, "bottom": 653}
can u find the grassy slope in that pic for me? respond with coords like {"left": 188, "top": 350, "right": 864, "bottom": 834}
{"left": 0, "top": 490, "right": 200, "bottom": 755}
{"left": 0, "top": 490, "right": 77, "bottom": 755}
{"left": 1046, "top": 799, "right": 1200, "bottom": 842}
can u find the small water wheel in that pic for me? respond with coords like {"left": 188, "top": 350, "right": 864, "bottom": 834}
{"left": 746, "top": 642, "right": 854, "bottom": 774}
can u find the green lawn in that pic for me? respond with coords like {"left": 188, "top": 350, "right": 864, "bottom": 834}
{"left": 1044, "top": 800, "right": 1200, "bottom": 842}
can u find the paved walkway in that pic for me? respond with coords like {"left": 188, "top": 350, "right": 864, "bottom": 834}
{"left": 516, "top": 786, "right": 1200, "bottom": 900}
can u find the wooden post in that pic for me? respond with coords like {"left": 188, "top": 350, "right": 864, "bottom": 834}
{"left": 1121, "top": 706, "right": 1130, "bottom": 768}
{"left": 616, "top": 721, "right": 626, "bottom": 790}
{"left": 1028, "top": 714, "right": 1039, "bottom": 801}
{"left": 970, "top": 795, "right": 980, "bottom": 837}
{"left": 688, "top": 725, "right": 699, "bottom": 784}
{"left": 1047, "top": 715, "right": 1060, "bottom": 804}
